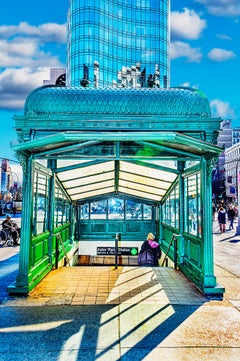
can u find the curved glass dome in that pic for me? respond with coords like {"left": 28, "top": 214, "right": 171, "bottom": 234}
{"left": 24, "top": 86, "right": 211, "bottom": 117}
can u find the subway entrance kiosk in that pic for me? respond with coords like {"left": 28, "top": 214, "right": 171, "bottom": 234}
{"left": 8, "top": 86, "right": 224, "bottom": 296}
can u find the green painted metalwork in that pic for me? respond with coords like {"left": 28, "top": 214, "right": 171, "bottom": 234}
{"left": 9, "top": 80, "right": 226, "bottom": 297}
{"left": 13, "top": 132, "right": 222, "bottom": 157}
{"left": 14, "top": 86, "right": 221, "bottom": 145}
{"left": 8, "top": 0, "right": 225, "bottom": 298}
{"left": 24, "top": 86, "right": 211, "bottom": 117}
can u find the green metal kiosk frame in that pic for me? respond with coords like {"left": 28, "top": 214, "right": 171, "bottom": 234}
{"left": 8, "top": 86, "right": 224, "bottom": 296}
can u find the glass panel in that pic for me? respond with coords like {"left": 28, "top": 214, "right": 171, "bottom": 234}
{"left": 58, "top": 161, "right": 115, "bottom": 182}
{"left": 108, "top": 198, "right": 124, "bottom": 219}
{"left": 121, "top": 161, "right": 177, "bottom": 182}
{"left": 120, "top": 171, "right": 169, "bottom": 190}
{"left": 185, "top": 173, "right": 200, "bottom": 236}
{"left": 80, "top": 203, "right": 89, "bottom": 219}
{"left": 72, "top": 186, "right": 115, "bottom": 200}
{"left": 119, "top": 186, "right": 161, "bottom": 201}
{"left": 67, "top": 179, "right": 115, "bottom": 196}
{"left": 162, "top": 184, "right": 179, "bottom": 228}
{"left": 90, "top": 200, "right": 107, "bottom": 219}
{"left": 58, "top": 142, "right": 116, "bottom": 157}
{"left": 63, "top": 171, "right": 115, "bottom": 188}
{"left": 140, "top": 159, "right": 177, "bottom": 170}
{"left": 126, "top": 200, "right": 142, "bottom": 220}
{"left": 143, "top": 204, "right": 152, "bottom": 219}
{"left": 33, "top": 171, "right": 49, "bottom": 235}
{"left": 120, "top": 142, "right": 174, "bottom": 157}
{"left": 54, "top": 183, "right": 71, "bottom": 227}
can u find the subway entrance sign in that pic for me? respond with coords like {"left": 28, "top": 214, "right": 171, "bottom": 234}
{"left": 97, "top": 247, "right": 138, "bottom": 256}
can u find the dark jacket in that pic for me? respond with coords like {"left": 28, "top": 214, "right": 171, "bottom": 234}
{"left": 218, "top": 208, "right": 226, "bottom": 224}
{"left": 227, "top": 208, "right": 235, "bottom": 219}
{"left": 140, "top": 240, "right": 161, "bottom": 266}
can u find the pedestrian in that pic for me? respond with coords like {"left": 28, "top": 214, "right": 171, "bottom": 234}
{"left": 138, "top": 232, "right": 161, "bottom": 266}
{"left": 12, "top": 206, "right": 17, "bottom": 217}
{"left": 212, "top": 203, "right": 216, "bottom": 221}
{"left": 218, "top": 206, "right": 226, "bottom": 233}
{"left": 227, "top": 205, "right": 235, "bottom": 230}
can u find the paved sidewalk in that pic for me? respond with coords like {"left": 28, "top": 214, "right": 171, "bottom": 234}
{"left": 0, "top": 230, "right": 239, "bottom": 361}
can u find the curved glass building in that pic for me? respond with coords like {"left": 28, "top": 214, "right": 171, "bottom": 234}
{"left": 67, "top": 0, "right": 170, "bottom": 88}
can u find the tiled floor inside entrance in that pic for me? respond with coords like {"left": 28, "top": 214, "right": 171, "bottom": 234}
{"left": 26, "top": 266, "right": 207, "bottom": 306}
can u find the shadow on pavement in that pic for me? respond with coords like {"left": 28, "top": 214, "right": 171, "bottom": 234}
{"left": 0, "top": 253, "right": 19, "bottom": 303}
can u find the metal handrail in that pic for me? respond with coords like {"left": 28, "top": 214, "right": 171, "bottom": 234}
{"left": 55, "top": 232, "right": 70, "bottom": 268}
{"left": 161, "top": 233, "right": 180, "bottom": 269}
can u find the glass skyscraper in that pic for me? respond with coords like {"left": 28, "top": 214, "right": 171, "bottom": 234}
{"left": 67, "top": 0, "right": 170, "bottom": 89}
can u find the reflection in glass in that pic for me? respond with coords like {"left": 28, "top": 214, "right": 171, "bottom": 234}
{"left": 143, "top": 204, "right": 152, "bottom": 219}
{"left": 80, "top": 203, "right": 89, "bottom": 219}
{"left": 108, "top": 198, "right": 124, "bottom": 219}
{"left": 90, "top": 200, "right": 107, "bottom": 219}
{"left": 126, "top": 200, "right": 142, "bottom": 220}
{"left": 80, "top": 197, "right": 153, "bottom": 221}
{"left": 162, "top": 185, "right": 179, "bottom": 228}
{"left": 54, "top": 184, "right": 71, "bottom": 227}
{"left": 185, "top": 173, "right": 201, "bottom": 236}
{"left": 33, "top": 172, "right": 49, "bottom": 235}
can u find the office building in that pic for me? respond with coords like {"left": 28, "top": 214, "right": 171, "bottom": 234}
{"left": 67, "top": 0, "right": 170, "bottom": 88}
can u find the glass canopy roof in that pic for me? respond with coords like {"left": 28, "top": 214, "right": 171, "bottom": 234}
{"left": 13, "top": 131, "right": 222, "bottom": 204}
{"left": 56, "top": 160, "right": 178, "bottom": 203}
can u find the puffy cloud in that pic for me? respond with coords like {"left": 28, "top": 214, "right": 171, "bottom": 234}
{"left": 210, "top": 99, "right": 236, "bottom": 118}
{"left": 170, "top": 41, "right": 203, "bottom": 62}
{"left": 0, "top": 38, "right": 63, "bottom": 68}
{"left": 0, "top": 22, "right": 66, "bottom": 43}
{"left": 0, "top": 67, "right": 54, "bottom": 110}
{"left": 171, "top": 8, "right": 207, "bottom": 40}
{"left": 207, "top": 48, "right": 236, "bottom": 61}
{"left": 0, "top": 22, "right": 66, "bottom": 68}
{"left": 195, "top": 0, "right": 240, "bottom": 16}
{"left": 0, "top": 22, "right": 66, "bottom": 110}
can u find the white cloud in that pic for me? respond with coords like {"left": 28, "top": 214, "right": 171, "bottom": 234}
{"left": 195, "top": 0, "right": 240, "bottom": 16}
{"left": 0, "top": 22, "right": 66, "bottom": 110}
{"left": 170, "top": 41, "right": 203, "bottom": 62}
{"left": 178, "top": 82, "right": 200, "bottom": 89}
{"left": 0, "top": 38, "right": 63, "bottom": 68}
{"left": 0, "top": 22, "right": 66, "bottom": 43}
{"left": 171, "top": 8, "right": 207, "bottom": 40}
{"left": 207, "top": 48, "right": 236, "bottom": 61}
{"left": 210, "top": 99, "right": 236, "bottom": 119}
{"left": 0, "top": 67, "right": 53, "bottom": 110}
{"left": 216, "top": 34, "right": 232, "bottom": 41}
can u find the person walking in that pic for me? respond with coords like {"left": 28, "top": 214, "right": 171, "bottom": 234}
{"left": 218, "top": 206, "right": 226, "bottom": 233}
{"left": 227, "top": 205, "right": 235, "bottom": 230}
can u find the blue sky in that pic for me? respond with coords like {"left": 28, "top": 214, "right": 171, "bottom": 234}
{"left": 0, "top": 0, "right": 239, "bottom": 160}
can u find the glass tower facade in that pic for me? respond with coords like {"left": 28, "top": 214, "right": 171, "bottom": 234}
{"left": 67, "top": 0, "right": 170, "bottom": 89}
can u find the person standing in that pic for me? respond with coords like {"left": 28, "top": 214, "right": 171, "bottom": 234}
{"left": 218, "top": 206, "right": 226, "bottom": 233}
{"left": 12, "top": 206, "right": 17, "bottom": 217}
{"left": 212, "top": 203, "right": 216, "bottom": 221}
{"left": 227, "top": 205, "right": 235, "bottom": 230}
{"left": 138, "top": 233, "right": 161, "bottom": 266}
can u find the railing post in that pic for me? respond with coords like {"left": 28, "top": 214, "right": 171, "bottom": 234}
{"left": 55, "top": 235, "right": 59, "bottom": 269}
{"left": 115, "top": 232, "right": 121, "bottom": 269}
{"left": 173, "top": 236, "right": 178, "bottom": 269}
